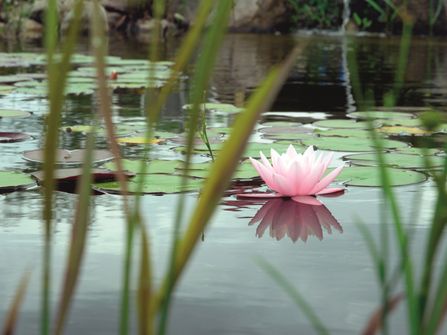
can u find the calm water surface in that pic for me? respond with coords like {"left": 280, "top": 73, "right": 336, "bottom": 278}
{"left": 0, "top": 33, "right": 446, "bottom": 334}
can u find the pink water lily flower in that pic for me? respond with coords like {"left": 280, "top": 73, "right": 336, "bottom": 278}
{"left": 239, "top": 145, "right": 344, "bottom": 201}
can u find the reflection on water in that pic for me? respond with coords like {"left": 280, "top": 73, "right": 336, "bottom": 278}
{"left": 249, "top": 198, "right": 342, "bottom": 242}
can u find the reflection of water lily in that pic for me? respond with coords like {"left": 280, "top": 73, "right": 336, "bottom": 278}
{"left": 239, "top": 145, "right": 344, "bottom": 200}
{"left": 249, "top": 198, "right": 342, "bottom": 242}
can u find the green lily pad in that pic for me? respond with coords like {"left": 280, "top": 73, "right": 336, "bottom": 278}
{"left": 244, "top": 142, "right": 304, "bottom": 158}
{"left": 22, "top": 149, "right": 114, "bottom": 165}
{"left": 349, "top": 111, "right": 414, "bottom": 119}
{"left": 382, "top": 118, "right": 422, "bottom": 127}
{"left": 336, "top": 166, "right": 427, "bottom": 187}
{"left": 377, "top": 126, "right": 430, "bottom": 136}
{"left": 0, "top": 171, "right": 36, "bottom": 193}
{"left": 314, "top": 128, "right": 371, "bottom": 138}
{"left": 301, "top": 136, "right": 407, "bottom": 152}
{"left": 394, "top": 147, "right": 442, "bottom": 156}
{"left": 94, "top": 174, "right": 202, "bottom": 194}
{"left": 116, "top": 137, "right": 165, "bottom": 145}
{"left": 313, "top": 119, "right": 376, "bottom": 129}
{"left": 260, "top": 121, "right": 303, "bottom": 127}
{"left": 0, "top": 109, "right": 32, "bottom": 118}
{"left": 103, "top": 159, "right": 181, "bottom": 174}
{"left": 344, "top": 153, "right": 445, "bottom": 169}
{"left": 183, "top": 103, "right": 243, "bottom": 114}
{"left": 176, "top": 160, "right": 259, "bottom": 180}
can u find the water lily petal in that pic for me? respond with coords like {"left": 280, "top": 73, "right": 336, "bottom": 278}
{"left": 316, "top": 187, "right": 345, "bottom": 195}
{"left": 291, "top": 196, "right": 323, "bottom": 206}
{"left": 272, "top": 172, "right": 292, "bottom": 195}
{"left": 309, "top": 165, "right": 344, "bottom": 195}
{"left": 250, "top": 158, "right": 274, "bottom": 186}
{"left": 237, "top": 192, "right": 283, "bottom": 199}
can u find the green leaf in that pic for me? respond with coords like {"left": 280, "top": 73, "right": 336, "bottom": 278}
{"left": 183, "top": 102, "right": 243, "bottom": 114}
{"left": 336, "top": 166, "right": 427, "bottom": 186}
{"left": 344, "top": 153, "right": 445, "bottom": 169}
{"left": 103, "top": 159, "right": 181, "bottom": 174}
{"left": 0, "top": 171, "right": 36, "bottom": 192}
{"left": 301, "top": 136, "right": 407, "bottom": 152}
{"left": 313, "top": 119, "right": 378, "bottom": 129}
{"left": 0, "top": 109, "right": 32, "bottom": 118}
{"left": 349, "top": 111, "right": 414, "bottom": 119}
{"left": 94, "top": 174, "right": 203, "bottom": 194}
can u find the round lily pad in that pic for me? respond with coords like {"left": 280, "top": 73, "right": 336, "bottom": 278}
{"left": 336, "top": 166, "right": 427, "bottom": 187}
{"left": 344, "top": 153, "right": 445, "bottom": 169}
{"left": 395, "top": 147, "right": 442, "bottom": 156}
{"left": 349, "top": 111, "right": 414, "bottom": 119}
{"left": 176, "top": 160, "right": 259, "bottom": 180}
{"left": 94, "top": 174, "right": 203, "bottom": 194}
{"left": 183, "top": 103, "right": 243, "bottom": 114}
{"left": 22, "top": 149, "right": 114, "bottom": 165}
{"left": 117, "top": 137, "right": 165, "bottom": 145}
{"left": 382, "top": 118, "right": 422, "bottom": 127}
{"left": 0, "top": 109, "right": 31, "bottom": 118}
{"left": 0, "top": 132, "right": 30, "bottom": 143}
{"left": 314, "top": 128, "right": 371, "bottom": 138}
{"left": 377, "top": 126, "right": 431, "bottom": 136}
{"left": 0, "top": 171, "right": 36, "bottom": 193}
{"left": 31, "top": 168, "right": 134, "bottom": 185}
{"left": 301, "top": 136, "right": 407, "bottom": 152}
{"left": 313, "top": 119, "right": 376, "bottom": 129}
{"left": 103, "top": 159, "right": 181, "bottom": 174}
{"left": 244, "top": 142, "right": 304, "bottom": 158}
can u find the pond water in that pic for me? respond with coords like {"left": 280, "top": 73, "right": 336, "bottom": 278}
{"left": 0, "top": 33, "right": 446, "bottom": 334}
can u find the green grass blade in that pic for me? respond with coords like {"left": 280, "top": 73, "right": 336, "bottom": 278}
{"left": 257, "top": 258, "right": 329, "bottom": 335}
{"left": 53, "top": 126, "right": 95, "bottom": 335}
{"left": 137, "top": 226, "right": 153, "bottom": 335}
{"left": 151, "top": 47, "right": 301, "bottom": 315}
{"left": 158, "top": 2, "right": 233, "bottom": 333}
{"left": 2, "top": 270, "right": 31, "bottom": 335}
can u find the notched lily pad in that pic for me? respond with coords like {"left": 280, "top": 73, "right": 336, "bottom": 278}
{"left": 377, "top": 126, "right": 430, "bottom": 136}
{"left": 103, "top": 159, "right": 181, "bottom": 174}
{"left": 300, "top": 136, "right": 407, "bottom": 152}
{"left": 22, "top": 149, "right": 114, "bottom": 165}
{"left": 0, "top": 132, "right": 30, "bottom": 143}
{"left": 344, "top": 153, "right": 445, "bottom": 170}
{"left": 313, "top": 119, "right": 377, "bottom": 129}
{"left": 31, "top": 168, "right": 134, "bottom": 185}
{"left": 336, "top": 166, "right": 427, "bottom": 187}
{"left": 314, "top": 128, "right": 371, "bottom": 138}
{"left": 0, "top": 109, "right": 32, "bottom": 118}
{"left": 349, "top": 111, "right": 414, "bottom": 120}
{"left": 94, "top": 174, "right": 203, "bottom": 194}
{"left": 0, "top": 171, "right": 36, "bottom": 193}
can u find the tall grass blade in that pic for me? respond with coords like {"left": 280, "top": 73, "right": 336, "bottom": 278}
{"left": 53, "top": 128, "right": 95, "bottom": 335}
{"left": 2, "top": 270, "right": 31, "bottom": 335}
{"left": 42, "top": 1, "right": 84, "bottom": 333}
{"left": 158, "top": 2, "right": 233, "bottom": 333}
{"left": 362, "top": 294, "right": 404, "bottom": 335}
{"left": 137, "top": 227, "right": 153, "bottom": 335}
{"left": 257, "top": 258, "right": 329, "bottom": 335}
{"left": 152, "top": 47, "right": 301, "bottom": 314}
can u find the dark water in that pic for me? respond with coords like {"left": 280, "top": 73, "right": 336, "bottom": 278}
{"left": 0, "top": 33, "right": 446, "bottom": 334}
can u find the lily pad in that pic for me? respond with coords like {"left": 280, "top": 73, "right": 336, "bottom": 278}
{"left": 314, "top": 128, "right": 371, "bottom": 138}
{"left": 382, "top": 118, "right": 422, "bottom": 127}
{"left": 344, "top": 153, "right": 445, "bottom": 169}
{"left": 176, "top": 160, "right": 259, "bottom": 180}
{"left": 244, "top": 142, "right": 304, "bottom": 158}
{"left": 94, "top": 174, "right": 203, "bottom": 194}
{"left": 103, "top": 159, "right": 181, "bottom": 174}
{"left": 183, "top": 103, "right": 243, "bottom": 114}
{"left": 313, "top": 119, "right": 376, "bottom": 129}
{"left": 0, "top": 109, "right": 31, "bottom": 118}
{"left": 22, "top": 149, "right": 114, "bottom": 165}
{"left": 0, "top": 132, "right": 30, "bottom": 143}
{"left": 395, "top": 147, "right": 442, "bottom": 156}
{"left": 0, "top": 171, "right": 36, "bottom": 193}
{"left": 301, "top": 136, "right": 407, "bottom": 152}
{"left": 116, "top": 137, "right": 165, "bottom": 145}
{"left": 349, "top": 111, "right": 414, "bottom": 119}
{"left": 377, "top": 126, "right": 430, "bottom": 136}
{"left": 336, "top": 166, "right": 427, "bottom": 187}
{"left": 31, "top": 168, "right": 134, "bottom": 185}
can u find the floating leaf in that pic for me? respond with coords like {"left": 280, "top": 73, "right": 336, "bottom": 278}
{"left": 22, "top": 149, "right": 114, "bottom": 165}
{"left": 314, "top": 128, "right": 371, "bottom": 138}
{"left": 336, "top": 166, "right": 426, "bottom": 187}
{"left": 301, "top": 136, "right": 407, "bottom": 152}
{"left": 0, "top": 110, "right": 31, "bottom": 118}
{"left": 260, "top": 121, "right": 303, "bottom": 127}
{"left": 244, "top": 142, "right": 305, "bottom": 158}
{"left": 31, "top": 168, "right": 134, "bottom": 184}
{"left": 183, "top": 103, "right": 243, "bottom": 114}
{"left": 0, "top": 132, "right": 30, "bottom": 143}
{"left": 176, "top": 160, "right": 259, "bottom": 180}
{"left": 349, "top": 111, "right": 414, "bottom": 119}
{"left": 377, "top": 126, "right": 430, "bottom": 136}
{"left": 382, "top": 118, "right": 422, "bottom": 127}
{"left": 103, "top": 159, "right": 181, "bottom": 174}
{"left": 395, "top": 147, "right": 442, "bottom": 156}
{"left": 313, "top": 119, "right": 375, "bottom": 129}
{"left": 94, "top": 174, "right": 203, "bottom": 194}
{"left": 117, "top": 137, "right": 165, "bottom": 145}
{"left": 344, "top": 153, "right": 445, "bottom": 169}
{"left": 0, "top": 171, "right": 36, "bottom": 193}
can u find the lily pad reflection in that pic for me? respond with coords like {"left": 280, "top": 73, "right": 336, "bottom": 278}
{"left": 248, "top": 198, "right": 342, "bottom": 242}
